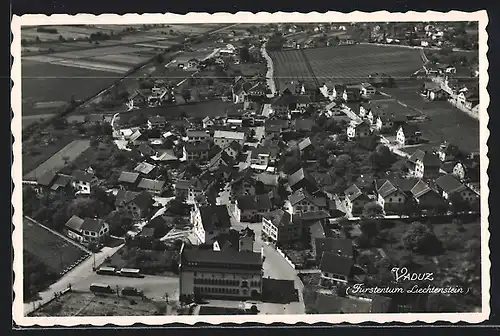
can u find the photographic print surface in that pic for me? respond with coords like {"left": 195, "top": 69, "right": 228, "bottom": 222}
{"left": 12, "top": 11, "right": 489, "bottom": 326}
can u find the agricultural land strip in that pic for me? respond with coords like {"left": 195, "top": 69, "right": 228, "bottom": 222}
{"left": 24, "top": 139, "right": 90, "bottom": 180}
{"left": 303, "top": 45, "right": 424, "bottom": 82}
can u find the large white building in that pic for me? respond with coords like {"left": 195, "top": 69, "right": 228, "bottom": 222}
{"left": 213, "top": 130, "right": 246, "bottom": 149}
{"left": 179, "top": 247, "right": 263, "bottom": 301}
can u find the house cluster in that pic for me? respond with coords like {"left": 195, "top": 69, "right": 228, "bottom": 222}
{"left": 424, "top": 69, "right": 480, "bottom": 116}
{"left": 127, "top": 79, "right": 174, "bottom": 109}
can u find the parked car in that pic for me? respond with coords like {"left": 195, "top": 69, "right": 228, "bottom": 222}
{"left": 90, "top": 283, "right": 115, "bottom": 294}
{"left": 121, "top": 287, "right": 144, "bottom": 297}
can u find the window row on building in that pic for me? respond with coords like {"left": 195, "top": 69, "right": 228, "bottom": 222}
{"left": 193, "top": 278, "right": 261, "bottom": 288}
{"left": 195, "top": 286, "right": 240, "bottom": 295}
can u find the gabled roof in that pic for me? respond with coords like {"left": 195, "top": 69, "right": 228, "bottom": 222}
{"left": 377, "top": 180, "right": 398, "bottom": 198}
{"left": 410, "top": 180, "right": 433, "bottom": 198}
{"left": 435, "top": 174, "right": 466, "bottom": 194}
{"left": 289, "top": 188, "right": 327, "bottom": 207}
{"left": 115, "top": 190, "right": 139, "bottom": 206}
{"left": 199, "top": 205, "right": 232, "bottom": 232}
{"left": 137, "top": 178, "right": 166, "bottom": 192}
{"left": 398, "top": 124, "right": 420, "bottom": 135}
{"left": 208, "top": 149, "right": 234, "bottom": 168}
{"left": 186, "top": 129, "right": 210, "bottom": 138}
{"left": 237, "top": 194, "right": 273, "bottom": 211}
{"left": 213, "top": 229, "right": 240, "bottom": 251}
{"left": 298, "top": 137, "right": 312, "bottom": 151}
{"left": 182, "top": 249, "right": 262, "bottom": 267}
{"left": 175, "top": 179, "right": 192, "bottom": 190}
{"left": 118, "top": 171, "right": 140, "bottom": 184}
{"left": 315, "top": 238, "right": 354, "bottom": 260}
{"left": 254, "top": 172, "right": 279, "bottom": 186}
{"left": 37, "top": 170, "right": 58, "bottom": 187}
{"left": 320, "top": 252, "right": 353, "bottom": 276}
{"left": 263, "top": 209, "right": 293, "bottom": 227}
{"left": 408, "top": 149, "right": 441, "bottom": 167}
{"left": 293, "top": 118, "right": 315, "bottom": 132}
{"left": 213, "top": 130, "right": 245, "bottom": 141}
{"left": 64, "top": 215, "right": 84, "bottom": 232}
{"left": 344, "top": 184, "right": 366, "bottom": 202}
{"left": 134, "top": 161, "right": 156, "bottom": 175}
{"left": 80, "top": 218, "right": 106, "bottom": 232}
{"left": 72, "top": 170, "right": 94, "bottom": 182}
{"left": 50, "top": 174, "right": 72, "bottom": 191}
{"left": 228, "top": 141, "right": 242, "bottom": 152}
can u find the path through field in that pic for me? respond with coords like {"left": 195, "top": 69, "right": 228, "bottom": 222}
{"left": 24, "top": 139, "right": 90, "bottom": 180}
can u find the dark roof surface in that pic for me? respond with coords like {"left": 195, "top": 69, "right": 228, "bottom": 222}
{"left": 199, "top": 205, "right": 232, "bottom": 232}
{"left": 319, "top": 252, "right": 353, "bottom": 276}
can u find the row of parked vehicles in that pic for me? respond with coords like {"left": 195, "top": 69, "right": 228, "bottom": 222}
{"left": 96, "top": 266, "right": 145, "bottom": 278}
{"left": 90, "top": 283, "right": 144, "bottom": 297}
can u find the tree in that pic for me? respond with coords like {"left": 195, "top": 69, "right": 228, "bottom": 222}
{"left": 362, "top": 202, "right": 384, "bottom": 219}
{"left": 181, "top": 89, "right": 191, "bottom": 102}
{"left": 239, "top": 47, "right": 251, "bottom": 63}
{"left": 402, "top": 222, "right": 442, "bottom": 255}
{"left": 168, "top": 197, "right": 189, "bottom": 216}
{"left": 58, "top": 35, "right": 65, "bottom": 42}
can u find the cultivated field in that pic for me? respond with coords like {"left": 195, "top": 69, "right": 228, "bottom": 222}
{"left": 270, "top": 45, "right": 424, "bottom": 91}
{"left": 23, "top": 217, "right": 90, "bottom": 275}
{"left": 31, "top": 292, "right": 168, "bottom": 317}
{"left": 269, "top": 49, "right": 317, "bottom": 92}
{"left": 24, "top": 139, "right": 90, "bottom": 179}
{"left": 304, "top": 45, "right": 424, "bottom": 82}
{"left": 380, "top": 81, "right": 480, "bottom": 153}
{"left": 22, "top": 60, "right": 121, "bottom": 116}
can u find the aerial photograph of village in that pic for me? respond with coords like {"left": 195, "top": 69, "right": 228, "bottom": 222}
{"left": 19, "top": 21, "right": 482, "bottom": 317}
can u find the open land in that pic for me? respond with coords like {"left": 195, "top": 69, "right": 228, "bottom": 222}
{"left": 270, "top": 45, "right": 424, "bottom": 91}
{"left": 24, "top": 139, "right": 90, "bottom": 179}
{"left": 22, "top": 60, "right": 120, "bottom": 118}
{"left": 379, "top": 80, "right": 480, "bottom": 153}
{"left": 31, "top": 292, "right": 169, "bottom": 317}
{"left": 23, "top": 217, "right": 90, "bottom": 276}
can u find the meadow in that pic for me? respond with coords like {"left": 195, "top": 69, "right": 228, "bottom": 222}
{"left": 23, "top": 217, "right": 90, "bottom": 276}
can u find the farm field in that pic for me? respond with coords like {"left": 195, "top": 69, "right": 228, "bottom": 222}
{"left": 380, "top": 81, "right": 480, "bottom": 153}
{"left": 270, "top": 45, "right": 424, "bottom": 91}
{"left": 24, "top": 139, "right": 90, "bottom": 179}
{"left": 269, "top": 49, "right": 318, "bottom": 92}
{"left": 23, "top": 217, "right": 90, "bottom": 276}
{"left": 303, "top": 45, "right": 424, "bottom": 82}
{"left": 22, "top": 60, "right": 121, "bottom": 116}
{"left": 31, "top": 292, "right": 167, "bottom": 317}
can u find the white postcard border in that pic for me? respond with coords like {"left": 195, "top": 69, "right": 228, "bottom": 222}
{"left": 12, "top": 10, "right": 490, "bottom": 326}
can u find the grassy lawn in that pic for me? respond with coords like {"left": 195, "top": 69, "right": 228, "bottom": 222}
{"left": 23, "top": 217, "right": 90, "bottom": 275}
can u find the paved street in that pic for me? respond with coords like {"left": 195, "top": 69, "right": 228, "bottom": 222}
{"left": 23, "top": 244, "right": 124, "bottom": 315}
{"left": 70, "top": 273, "right": 179, "bottom": 302}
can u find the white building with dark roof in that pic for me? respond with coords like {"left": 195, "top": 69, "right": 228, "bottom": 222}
{"left": 137, "top": 178, "right": 166, "bottom": 196}
{"left": 71, "top": 169, "right": 98, "bottom": 194}
{"left": 213, "top": 130, "right": 246, "bottom": 149}
{"left": 179, "top": 247, "right": 263, "bottom": 300}
{"left": 64, "top": 215, "right": 109, "bottom": 245}
{"left": 190, "top": 203, "right": 232, "bottom": 244}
